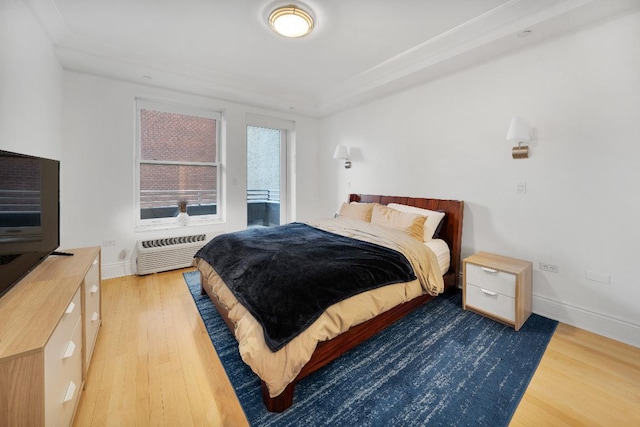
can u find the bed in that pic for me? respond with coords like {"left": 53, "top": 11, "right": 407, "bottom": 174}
{"left": 195, "top": 194, "right": 464, "bottom": 412}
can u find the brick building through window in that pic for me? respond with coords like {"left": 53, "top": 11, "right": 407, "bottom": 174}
{"left": 137, "top": 102, "right": 220, "bottom": 222}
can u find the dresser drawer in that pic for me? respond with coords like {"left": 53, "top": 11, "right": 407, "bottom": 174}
{"left": 466, "top": 263, "right": 516, "bottom": 298}
{"left": 43, "top": 289, "right": 81, "bottom": 378}
{"left": 84, "top": 255, "right": 101, "bottom": 367}
{"left": 58, "top": 318, "right": 83, "bottom": 427}
{"left": 84, "top": 291, "right": 100, "bottom": 366}
{"left": 465, "top": 283, "right": 516, "bottom": 322}
{"left": 44, "top": 299, "right": 83, "bottom": 426}
{"left": 84, "top": 256, "right": 100, "bottom": 291}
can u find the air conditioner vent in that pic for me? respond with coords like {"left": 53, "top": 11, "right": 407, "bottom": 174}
{"left": 140, "top": 234, "right": 207, "bottom": 249}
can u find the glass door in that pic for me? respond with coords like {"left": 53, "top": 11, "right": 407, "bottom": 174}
{"left": 246, "top": 125, "right": 287, "bottom": 227}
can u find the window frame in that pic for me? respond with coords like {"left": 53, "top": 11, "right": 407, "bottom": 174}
{"left": 134, "top": 98, "right": 222, "bottom": 231}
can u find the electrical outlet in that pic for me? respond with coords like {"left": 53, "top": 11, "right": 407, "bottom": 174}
{"left": 539, "top": 262, "right": 559, "bottom": 273}
{"left": 102, "top": 240, "right": 116, "bottom": 247}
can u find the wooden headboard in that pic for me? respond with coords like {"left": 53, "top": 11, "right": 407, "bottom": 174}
{"left": 349, "top": 194, "right": 464, "bottom": 290}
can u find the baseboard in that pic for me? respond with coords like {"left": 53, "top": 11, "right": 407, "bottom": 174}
{"left": 533, "top": 294, "right": 640, "bottom": 349}
{"left": 102, "top": 260, "right": 135, "bottom": 279}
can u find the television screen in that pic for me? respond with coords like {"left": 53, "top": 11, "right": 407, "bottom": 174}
{"left": 0, "top": 149, "right": 60, "bottom": 298}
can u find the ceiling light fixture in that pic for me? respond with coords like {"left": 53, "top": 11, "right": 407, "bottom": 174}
{"left": 269, "top": 5, "right": 314, "bottom": 38}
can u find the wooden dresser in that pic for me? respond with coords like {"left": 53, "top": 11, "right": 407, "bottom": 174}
{"left": 0, "top": 247, "right": 101, "bottom": 426}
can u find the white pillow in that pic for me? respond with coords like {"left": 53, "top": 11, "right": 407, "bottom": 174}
{"left": 387, "top": 203, "right": 445, "bottom": 242}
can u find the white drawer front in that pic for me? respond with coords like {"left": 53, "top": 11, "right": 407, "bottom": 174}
{"left": 44, "top": 311, "right": 83, "bottom": 426}
{"left": 466, "top": 283, "right": 515, "bottom": 322}
{"left": 84, "top": 302, "right": 100, "bottom": 367}
{"left": 466, "top": 263, "right": 516, "bottom": 298}
{"left": 85, "top": 257, "right": 100, "bottom": 290}
{"left": 84, "top": 255, "right": 101, "bottom": 368}
{"left": 58, "top": 318, "right": 83, "bottom": 427}
{"left": 44, "top": 290, "right": 81, "bottom": 375}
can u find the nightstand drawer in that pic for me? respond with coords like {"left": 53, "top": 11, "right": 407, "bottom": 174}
{"left": 465, "top": 283, "right": 515, "bottom": 322}
{"left": 466, "top": 263, "right": 516, "bottom": 298}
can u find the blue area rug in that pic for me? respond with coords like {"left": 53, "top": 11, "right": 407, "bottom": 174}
{"left": 183, "top": 271, "right": 557, "bottom": 426}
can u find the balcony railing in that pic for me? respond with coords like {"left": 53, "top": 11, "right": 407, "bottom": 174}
{"left": 140, "top": 189, "right": 217, "bottom": 210}
{"left": 247, "top": 189, "right": 280, "bottom": 227}
{"left": 247, "top": 189, "right": 280, "bottom": 202}
{"left": 139, "top": 189, "right": 280, "bottom": 225}
{"left": 140, "top": 189, "right": 280, "bottom": 208}
{"left": 140, "top": 189, "right": 217, "bottom": 219}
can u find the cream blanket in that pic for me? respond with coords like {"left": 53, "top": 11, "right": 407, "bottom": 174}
{"left": 194, "top": 218, "right": 444, "bottom": 397}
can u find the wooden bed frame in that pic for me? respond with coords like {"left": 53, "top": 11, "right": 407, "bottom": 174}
{"left": 200, "top": 194, "right": 464, "bottom": 412}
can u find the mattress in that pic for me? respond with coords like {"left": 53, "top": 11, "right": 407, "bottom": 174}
{"left": 425, "top": 238, "right": 450, "bottom": 273}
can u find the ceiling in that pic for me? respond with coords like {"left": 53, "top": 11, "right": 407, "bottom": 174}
{"left": 27, "top": 0, "right": 639, "bottom": 117}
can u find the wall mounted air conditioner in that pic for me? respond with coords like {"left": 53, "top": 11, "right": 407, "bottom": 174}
{"left": 136, "top": 234, "right": 207, "bottom": 275}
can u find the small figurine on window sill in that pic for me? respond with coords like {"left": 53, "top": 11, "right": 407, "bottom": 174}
{"left": 177, "top": 199, "right": 189, "bottom": 226}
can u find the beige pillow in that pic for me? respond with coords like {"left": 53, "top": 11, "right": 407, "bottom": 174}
{"left": 338, "top": 202, "right": 374, "bottom": 222}
{"left": 371, "top": 204, "right": 426, "bottom": 241}
{"left": 387, "top": 203, "right": 446, "bottom": 242}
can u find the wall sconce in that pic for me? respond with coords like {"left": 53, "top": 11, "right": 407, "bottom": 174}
{"left": 506, "top": 117, "right": 532, "bottom": 159}
{"left": 333, "top": 145, "right": 351, "bottom": 168}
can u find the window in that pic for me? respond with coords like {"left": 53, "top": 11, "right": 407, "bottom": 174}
{"left": 246, "top": 125, "right": 286, "bottom": 227}
{"left": 245, "top": 113, "right": 295, "bottom": 227}
{"left": 135, "top": 99, "right": 221, "bottom": 228}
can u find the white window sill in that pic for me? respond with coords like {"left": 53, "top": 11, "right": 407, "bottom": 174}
{"left": 134, "top": 217, "right": 224, "bottom": 233}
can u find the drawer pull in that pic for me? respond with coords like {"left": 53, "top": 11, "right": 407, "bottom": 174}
{"left": 480, "top": 288, "right": 498, "bottom": 296}
{"left": 65, "top": 301, "right": 75, "bottom": 314}
{"left": 63, "top": 381, "right": 76, "bottom": 403}
{"left": 91, "top": 312, "right": 99, "bottom": 322}
{"left": 480, "top": 267, "right": 498, "bottom": 273}
{"left": 90, "top": 285, "right": 99, "bottom": 294}
{"left": 63, "top": 341, "right": 76, "bottom": 359}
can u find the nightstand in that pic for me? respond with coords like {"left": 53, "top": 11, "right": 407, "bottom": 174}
{"left": 463, "top": 252, "right": 532, "bottom": 330}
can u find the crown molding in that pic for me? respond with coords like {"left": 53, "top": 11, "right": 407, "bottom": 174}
{"left": 315, "top": 0, "right": 637, "bottom": 115}
{"left": 25, "top": 0, "right": 640, "bottom": 118}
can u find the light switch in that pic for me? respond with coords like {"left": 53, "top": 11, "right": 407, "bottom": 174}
{"left": 517, "top": 182, "right": 527, "bottom": 194}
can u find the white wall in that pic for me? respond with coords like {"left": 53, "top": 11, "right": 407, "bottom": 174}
{"left": 0, "top": 0, "right": 63, "bottom": 160}
{"left": 61, "top": 72, "right": 321, "bottom": 278}
{"left": 320, "top": 12, "right": 640, "bottom": 347}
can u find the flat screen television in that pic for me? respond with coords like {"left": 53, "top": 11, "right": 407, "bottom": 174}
{"left": 0, "top": 149, "right": 60, "bottom": 298}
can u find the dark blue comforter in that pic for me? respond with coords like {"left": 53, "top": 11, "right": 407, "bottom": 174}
{"left": 195, "top": 222, "right": 415, "bottom": 351}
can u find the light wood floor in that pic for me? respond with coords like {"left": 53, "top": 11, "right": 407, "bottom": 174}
{"left": 74, "top": 269, "right": 640, "bottom": 426}
{"left": 72, "top": 269, "right": 248, "bottom": 427}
